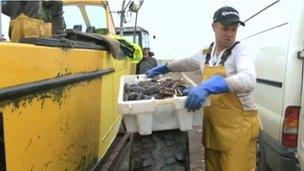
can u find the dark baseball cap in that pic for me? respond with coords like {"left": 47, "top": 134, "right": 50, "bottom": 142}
{"left": 213, "top": 6, "right": 245, "bottom": 27}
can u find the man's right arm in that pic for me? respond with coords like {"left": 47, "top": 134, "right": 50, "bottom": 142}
{"left": 167, "top": 49, "right": 204, "bottom": 72}
{"left": 145, "top": 49, "right": 204, "bottom": 77}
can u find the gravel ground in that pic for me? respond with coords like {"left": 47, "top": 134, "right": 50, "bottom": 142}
{"left": 189, "top": 126, "right": 205, "bottom": 171}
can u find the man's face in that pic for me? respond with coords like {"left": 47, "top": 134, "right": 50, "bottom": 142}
{"left": 212, "top": 22, "right": 238, "bottom": 48}
{"left": 143, "top": 49, "right": 149, "bottom": 58}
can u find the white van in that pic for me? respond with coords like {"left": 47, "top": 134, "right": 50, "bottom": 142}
{"left": 236, "top": 0, "right": 304, "bottom": 170}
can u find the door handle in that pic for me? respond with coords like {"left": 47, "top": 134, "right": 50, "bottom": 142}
{"left": 298, "top": 50, "right": 304, "bottom": 60}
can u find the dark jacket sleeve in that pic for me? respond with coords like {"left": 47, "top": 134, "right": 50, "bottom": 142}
{"left": 137, "top": 57, "right": 158, "bottom": 74}
{"left": 1, "top": 1, "right": 40, "bottom": 19}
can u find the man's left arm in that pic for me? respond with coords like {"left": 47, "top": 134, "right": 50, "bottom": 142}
{"left": 225, "top": 46, "right": 256, "bottom": 94}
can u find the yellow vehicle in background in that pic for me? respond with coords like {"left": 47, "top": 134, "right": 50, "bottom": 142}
{"left": 0, "top": 0, "right": 136, "bottom": 170}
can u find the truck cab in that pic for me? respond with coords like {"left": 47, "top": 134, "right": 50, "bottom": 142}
{"left": 115, "top": 26, "right": 151, "bottom": 49}
{"left": 115, "top": 26, "right": 156, "bottom": 74}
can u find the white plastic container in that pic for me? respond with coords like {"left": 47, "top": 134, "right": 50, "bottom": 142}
{"left": 117, "top": 74, "right": 209, "bottom": 135}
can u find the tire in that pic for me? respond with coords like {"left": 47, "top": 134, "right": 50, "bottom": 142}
{"left": 129, "top": 130, "right": 189, "bottom": 171}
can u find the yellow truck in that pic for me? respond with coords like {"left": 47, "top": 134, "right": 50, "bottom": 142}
{"left": 0, "top": 0, "right": 135, "bottom": 170}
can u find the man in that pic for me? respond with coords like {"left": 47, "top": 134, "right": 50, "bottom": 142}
{"left": 136, "top": 47, "right": 157, "bottom": 74}
{"left": 1, "top": 1, "right": 66, "bottom": 42}
{"left": 146, "top": 6, "right": 260, "bottom": 171}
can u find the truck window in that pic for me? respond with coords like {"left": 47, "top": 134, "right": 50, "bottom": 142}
{"left": 1, "top": 14, "right": 10, "bottom": 41}
{"left": 63, "top": 5, "right": 86, "bottom": 31}
{"left": 141, "top": 31, "right": 150, "bottom": 49}
{"left": 85, "top": 5, "right": 106, "bottom": 29}
{"left": 63, "top": 5, "right": 107, "bottom": 32}
{"left": 124, "top": 34, "right": 139, "bottom": 44}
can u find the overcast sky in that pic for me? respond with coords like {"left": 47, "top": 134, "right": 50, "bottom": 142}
{"left": 109, "top": 0, "right": 273, "bottom": 59}
{"left": 0, "top": 0, "right": 273, "bottom": 60}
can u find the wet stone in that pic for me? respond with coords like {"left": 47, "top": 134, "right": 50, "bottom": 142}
{"left": 163, "top": 149, "right": 174, "bottom": 157}
{"left": 174, "top": 151, "right": 185, "bottom": 161}
{"left": 165, "top": 156, "right": 176, "bottom": 164}
{"left": 142, "top": 158, "right": 153, "bottom": 167}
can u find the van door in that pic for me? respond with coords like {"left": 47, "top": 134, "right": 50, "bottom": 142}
{"left": 298, "top": 50, "right": 304, "bottom": 169}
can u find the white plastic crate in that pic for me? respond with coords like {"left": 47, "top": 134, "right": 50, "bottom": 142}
{"left": 117, "top": 74, "right": 209, "bottom": 135}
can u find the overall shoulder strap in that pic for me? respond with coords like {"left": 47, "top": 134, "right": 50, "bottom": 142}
{"left": 220, "top": 41, "right": 240, "bottom": 65}
{"left": 204, "top": 42, "right": 214, "bottom": 65}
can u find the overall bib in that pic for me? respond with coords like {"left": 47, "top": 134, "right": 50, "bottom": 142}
{"left": 202, "top": 64, "right": 260, "bottom": 171}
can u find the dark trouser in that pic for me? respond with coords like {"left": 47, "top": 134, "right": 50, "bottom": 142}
{"left": 43, "top": 1, "right": 66, "bottom": 37}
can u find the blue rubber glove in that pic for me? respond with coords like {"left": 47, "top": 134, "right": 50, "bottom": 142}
{"left": 185, "top": 75, "right": 229, "bottom": 111}
{"left": 145, "top": 64, "right": 170, "bottom": 78}
{"left": 182, "top": 88, "right": 191, "bottom": 95}
{"left": 185, "top": 87, "right": 209, "bottom": 111}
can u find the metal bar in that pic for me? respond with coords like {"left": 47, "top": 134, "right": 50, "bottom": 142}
{"left": 93, "top": 133, "right": 130, "bottom": 171}
{"left": 132, "top": 12, "right": 138, "bottom": 43}
{"left": 119, "top": 0, "right": 126, "bottom": 36}
{"left": 244, "top": 0, "right": 280, "bottom": 23}
{"left": 100, "top": 133, "right": 130, "bottom": 171}
{"left": 0, "top": 68, "right": 115, "bottom": 102}
{"left": 132, "top": 0, "right": 144, "bottom": 43}
{"left": 241, "top": 22, "right": 288, "bottom": 41}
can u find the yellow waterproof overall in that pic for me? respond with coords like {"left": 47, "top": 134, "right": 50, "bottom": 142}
{"left": 202, "top": 65, "right": 260, "bottom": 171}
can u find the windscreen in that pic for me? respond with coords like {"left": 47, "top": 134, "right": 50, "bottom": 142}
{"left": 63, "top": 4, "right": 106, "bottom": 32}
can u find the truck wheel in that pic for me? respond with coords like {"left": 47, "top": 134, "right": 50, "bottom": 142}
{"left": 129, "top": 130, "right": 189, "bottom": 171}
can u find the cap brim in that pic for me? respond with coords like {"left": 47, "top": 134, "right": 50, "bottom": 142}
{"left": 220, "top": 18, "right": 245, "bottom": 27}
{"left": 148, "top": 51, "right": 154, "bottom": 57}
